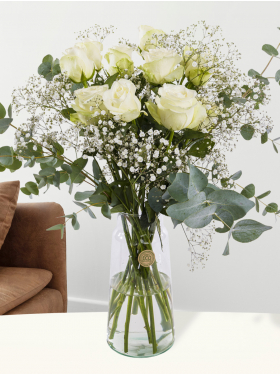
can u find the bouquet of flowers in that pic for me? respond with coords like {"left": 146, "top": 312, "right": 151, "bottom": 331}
{"left": 0, "top": 22, "right": 279, "bottom": 357}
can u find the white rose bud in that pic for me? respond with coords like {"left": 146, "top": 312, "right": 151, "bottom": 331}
{"left": 105, "top": 45, "right": 134, "bottom": 76}
{"left": 60, "top": 39, "right": 103, "bottom": 83}
{"left": 71, "top": 85, "right": 109, "bottom": 126}
{"left": 138, "top": 25, "right": 165, "bottom": 52}
{"left": 146, "top": 84, "right": 207, "bottom": 131}
{"left": 103, "top": 79, "right": 141, "bottom": 122}
{"left": 140, "top": 48, "right": 184, "bottom": 85}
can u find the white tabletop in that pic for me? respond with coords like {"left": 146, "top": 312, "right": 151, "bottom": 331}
{"left": 1, "top": 311, "right": 280, "bottom": 374}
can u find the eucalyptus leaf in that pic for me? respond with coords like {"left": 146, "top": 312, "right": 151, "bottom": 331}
{"left": 21, "top": 187, "right": 31, "bottom": 196}
{"left": 61, "top": 164, "right": 72, "bottom": 174}
{"left": 167, "top": 173, "right": 189, "bottom": 202}
{"left": 71, "top": 213, "right": 80, "bottom": 230}
{"left": 256, "top": 191, "right": 271, "bottom": 199}
{"left": 53, "top": 171, "right": 60, "bottom": 189}
{"left": 275, "top": 70, "right": 280, "bottom": 82}
{"left": 208, "top": 190, "right": 255, "bottom": 220}
{"left": 46, "top": 224, "right": 65, "bottom": 239}
{"left": 25, "top": 181, "right": 39, "bottom": 195}
{"left": 255, "top": 198, "right": 260, "bottom": 213}
{"left": 74, "top": 201, "right": 96, "bottom": 219}
{"left": 188, "top": 164, "right": 208, "bottom": 199}
{"left": 71, "top": 158, "right": 87, "bottom": 183}
{"left": 265, "top": 202, "right": 278, "bottom": 213}
{"left": 0, "top": 103, "right": 6, "bottom": 118}
{"left": 215, "top": 209, "right": 234, "bottom": 233}
{"left": 184, "top": 204, "right": 217, "bottom": 229}
{"left": 0, "top": 146, "right": 13, "bottom": 166}
{"left": 148, "top": 187, "right": 165, "bottom": 213}
{"left": 166, "top": 191, "right": 206, "bottom": 222}
{"left": 89, "top": 194, "right": 107, "bottom": 207}
{"left": 230, "top": 170, "right": 242, "bottom": 181}
{"left": 111, "top": 204, "right": 125, "bottom": 213}
{"left": 261, "top": 131, "right": 268, "bottom": 144}
{"left": 262, "top": 44, "right": 279, "bottom": 56}
{"left": 240, "top": 124, "right": 254, "bottom": 140}
{"left": 74, "top": 191, "right": 94, "bottom": 201}
{"left": 8, "top": 104, "right": 12, "bottom": 118}
{"left": 0, "top": 118, "right": 13, "bottom": 134}
{"left": 273, "top": 142, "right": 278, "bottom": 153}
{"left": 39, "top": 166, "right": 56, "bottom": 177}
{"left": 232, "top": 219, "right": 272, "bottom": 243}
{"left": 101, "top": 202, "right": 111, "bottom": 219}
{"left": 241, "top": 184, "right": 255, "bottom": 199}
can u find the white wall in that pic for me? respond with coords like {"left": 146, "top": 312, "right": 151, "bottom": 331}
{"left": 0, "top": 1, "right": 280, "bottom": 313}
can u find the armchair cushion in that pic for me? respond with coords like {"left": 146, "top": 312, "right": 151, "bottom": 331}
{"left": 0, "top": 266, "right": 52, "bottom": 315}
{"left": 0, "top": 181, "right": 20, "bottom": 250}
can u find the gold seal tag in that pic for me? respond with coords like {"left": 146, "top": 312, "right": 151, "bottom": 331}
{"left": 138, "top": 250, "right": 155, "bottom": 267}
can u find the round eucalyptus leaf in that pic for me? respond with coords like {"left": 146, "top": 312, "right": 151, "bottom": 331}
{"left": 232, "top": 219, "right": 272, "bottom": 243}
{"left": 167, "top": 173, "right": 189, "bottom": 202}
{"left": 166, "top": 191, "right": 206, "bottom": 222}
{"left": 262, "top": 44, "right": 279, "bottom": 56}
{"left": 184, "top": 204, "right": 217, "bottom": 229}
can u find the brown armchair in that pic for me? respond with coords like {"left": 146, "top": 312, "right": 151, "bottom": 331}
{"left": 0, "top": 202, "right": 67, "bottom": 314}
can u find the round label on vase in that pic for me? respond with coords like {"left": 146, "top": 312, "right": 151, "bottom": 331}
{"left": 138, "top": 250, "right": 155, "bottom": 267}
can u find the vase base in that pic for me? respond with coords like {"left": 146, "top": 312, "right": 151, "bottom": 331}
{"left": 107, "top": 330, "right": 175, "bottom": 358}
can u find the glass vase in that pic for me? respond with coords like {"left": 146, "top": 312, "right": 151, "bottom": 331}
{"left": 107, "top": 213, "right": 175, "bottom": 358}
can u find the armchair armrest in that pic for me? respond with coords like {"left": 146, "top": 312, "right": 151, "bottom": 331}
{"left": 0, "top": 202, "right": 67, "bottom": 312}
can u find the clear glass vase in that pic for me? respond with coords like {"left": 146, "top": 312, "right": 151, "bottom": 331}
{"left": 107, "top": 213, "right": 175, "bottom": 358}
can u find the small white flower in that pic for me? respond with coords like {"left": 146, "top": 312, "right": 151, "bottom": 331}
{"left": 101, "top": 110, "right": 106, "bottom": 115}
{"left": 253, "top": 94, "right": 258, "bottom": 100}
{"left": 162, "top": 165, "right": 167, "bottom": 171}
{"left": 148, "top": 129, "right": 153, "bottom": 136}
{"left": 130, "top": 166, "right": 135, "bottom": 173}
{"left": 98, "top": 120, "right": 102, "bottom": 124}
{"left": 117, "top": 162, "right": 122, "bottom": 167}
{"left": 20, "top": 137, "right": 24, "bottom": 142}
{"left": 157, "top": 168, "right": 162, "bottom": 174}
{"left": 137, "top": 156, "right": 143, "bottom": 162}
{"left": 124, "top": 75, "right": 129, "bottom": 79}
{"left": 139, "top": 131, "right": 145, "bottom": 137}
{"left": 26, "top": 133, "right": 30, "bottom": 138}
{"left": 154, "top": 130, "right": 160, "bottom": 135}
{"left": 150, "top": 174, "right": 156, "bottom": 181}
{"left": 94, "top": 111, "right": 99, "bottom": 116}
{"left": 161, "top": 185, "right": 166, "bottom": 190}
{"left": 113, "top": 115, "right": 120, "bottom": 121}
{"left": 176, "top": 160, "right": 182, "bottom": 167}
{"left": 153, "top": 150, "right": 159, "bottom": 158}
{"left": 83, "top": 155, "right": 88, "bottom": 159}
{"left": 192, "top": 61, "right": 198, "bottom": 67}
{"left": 174, "top": 148, "right": 179, "bottom": 155}
{"left": 163, "top": 156, "right": 168, "bottom": 162}
{"left": 33, "top": 145, "right": 37, "bottom": 151}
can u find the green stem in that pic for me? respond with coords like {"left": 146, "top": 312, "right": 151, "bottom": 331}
{"left": 124, "top": 282, "right": 135, "bottom": 353}
{"left": 82, "top": 81, "right": 88, "bottom": 88}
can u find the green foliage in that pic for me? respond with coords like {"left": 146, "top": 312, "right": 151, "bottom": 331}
{"left": 275, "top": 70, "right": 280, "bottom": 82}
{"left": 111, "top": 204, "right": 125, "bottom": 213}
{"left": 70, "top": 158, "right": 87, "bottom": 183}
{"left": 88, "top": 194, "right": 107, "bottom": 207}
{"left": 240, "top": 124, "right": 255, "bottom": 140}
{"left": 215, "top": 210, "right": 234, "bottom": 233}
{"left": 241, "top": 184, "right": 255, "bottom": 198}
{"left": 61, "top": 164, "right": 72, "bottom": 174}
{"left": 61, "top": 108, "right": 76, "bottom": 120}
{"left": 0, "top": 103, "right": 6, "bottom": 118}
{"left": 261, "top": 131, "right": 268, "bottom": 144}
{"left": 187, "top": 138, "right": 215, "bottom": 158}
{"left": 232, "top": 219, "right": 272, "bottom": 243}
{"left": 207, "top": 190, "right": 255, "bottom": 220}
{"left": 71, "top": 83, "right": 84, "bottom": 93}
{"left": 25, "top": 181, "right": 39, "bottom": 195}
{"left": 92, "top": 158, "right": 103, "bottom": 183}
{"left": 38, "top": 55, "right": 61, "bottom": 81}
{"left": 8, "top": 104, "right": 12, "bottom": 118}
{"left": 230, "top": 170, "right": 242, "bottom": 181}
{"left": 104, "top": 73, "right": 119, "bottom": 88}
{"left": 167, "top": 173, "right": 189, "bottom": 202}
{"left": 184, "top": 204, "right": 217, "bottom": 229}
{"left": 166, "top": 192, "right": 206, "bottom": 222}
{"left": 101, "top": 202, "right": 111, "bottom": 219}
{"left": 188, "top": 164, "right": 208, "bottom": 199}
{"left": 74, "top": 191, "right": 94, "bottom": 201}
{"left": 74, "top": 201, "right": 96, "bottom": 219}
{"left": 46, "top": 224, "right": 65, "bottom": 239}
{"left": 262, "top": 44, "right": 279, "bottom": 57}
{"left": 148, "top": 187, "right": 165, "bottom": 213}
{"left": 0, "top": 118, "right": 13, "bottom": 134}
{"left": 0, "top": 146, "right": 13, "bottom": 166}
{"left": 265, "top": 202, "right": 278, "bottom": 213}
{"left": 248, "top": 69, "right": 269, "bottom": 85}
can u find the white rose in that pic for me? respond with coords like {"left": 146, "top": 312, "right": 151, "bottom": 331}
{"left": 103, "top": 79, "right": 141, "bottom": 122}
{"left": 60, "top": 39, "right": 103, "bottom": 83}
{"left": 139, "top": 25, "right": 165, "bottom": 52}
{"left": 105, "top": 45, "right": 134, "bottom": 76}
{"left": 183, "top": 46, "right": 214, "bottom": 86}
{"left": 146, "top": 84, "right": 207, "bottom": 131}
{"left": 71, "top": 85, "right": 108, "bottom": 125}
{"left": 140, "top": 48, "right": 184, "bottom": 85}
